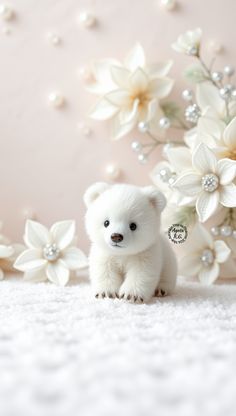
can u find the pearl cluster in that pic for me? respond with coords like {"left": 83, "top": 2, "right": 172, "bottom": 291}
{"left": 200, "top": 249, "right": 215, "bottom": 267}
{"left": 43, "top": 243, "right": 60, "bottom": 262}
{"left": 209, "top": 65, "right": 236, "bottom": 101}
{"left": 158, "top": 167, "right": 177, "bottom": 186}
{"left": 211, "top": 225, "right": 236, "bottom": 239}
{"left": 185, "top": 104, "right": 201, "bottom": 124}
{"left": 201, "top": 173, "right": 219, "bottom": 193}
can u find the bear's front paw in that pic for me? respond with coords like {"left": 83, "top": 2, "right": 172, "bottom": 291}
{"left": 119, "top": 292, "right": 144, "bottom": 303}
{"left": 119, "top": 284, "right": 146, "bottom": 303}
{"left": 154, "top": 288, "right": 168, "bottom": 297}
{"left": 94, "top": 290, "right": 119, "bottom": 299}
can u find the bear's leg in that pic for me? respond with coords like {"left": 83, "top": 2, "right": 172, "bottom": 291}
{"left": 155, "top": 238, "right": 177, "bottom": 297}
{"left": 119, "top": 251, "right": 160, "bottom": 303}
{"left": 90, "top": 254, "right": 123, "bottom": 299}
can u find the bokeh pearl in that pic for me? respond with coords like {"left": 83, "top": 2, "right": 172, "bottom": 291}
{"left": 159, "top": 117, "right": 171, "bottom": 129}
{"left": 47, "top": 32, "right": 62, "bottom": 46}
{"left": 78, "top": 11, "right": 96, "bottom": 28}
{"left": 131, "top": 141, "right": 142, "bottom": 152}
{"left": 78, "top": 66, "right": 93, "bottom": 82}
{"left": 220, "top": 225, "right": 232, "bottom": 237}
{"left": 138, "top": 121, "right": 149, "bottom": 133}
{"left": 48, "top": 92, "right": 65, "bottom": 108}
{"left": 138, "top": 154, "right": 148, "bottom": 164}
{"left": 211, "top": 226, "right": 220, "bottom": 236}
{"left": 0, "top": 4, "right": 14, "bottom": 21}
{"left": 160, "top": 0, "right": 176, "bottom": 11}
{"left": 105, "top": 164, "right": 121, "bottom": 180}
{"left": 211, "top": 71, "right": 223, "bottom": 82}
{"left": 182, "top": 89, "right": 193, "bottom": 101}
{"left": 224, "top": 65, "right": 235, "bottom": 77}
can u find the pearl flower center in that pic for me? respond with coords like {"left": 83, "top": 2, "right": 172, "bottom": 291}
{"left": 43, "top": 243, "right": 60, "bottom": 262}
{"left": 200, "top": 249, "right": 215, "bottom": 267}
{"left": 201, "top": 173, "right": 219, "bottom": 193}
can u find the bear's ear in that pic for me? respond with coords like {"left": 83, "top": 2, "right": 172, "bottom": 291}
{"left": 83, "top": 182, "right": 110, "bottom": 207}
{"left": 142, "top": 186, "right": 166, "bottom": 213}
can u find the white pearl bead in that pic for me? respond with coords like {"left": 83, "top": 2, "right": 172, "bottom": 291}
{"left": 208, "top": 40, "right": 223, "bottom": 54}
{"left": 78, "top": 66, "right": 93, "bottom": 82}
{"left": 78, "top": 11, "right": 96, "bottom": 28}
{"left": 220, "top": 225, "right": 232, "bottom": 237}
{"left": 48, "top": 92, "right": 65, "bottom": 108}
{"left": 0, "top": 4, "right": 14, "bottom": 21}
{"left": 131, "top": 141, "right": 142, "bottom": 152}
{"left": 138, "top": 154, "right": 148, "bottom": 164}
{"left": 47, "top": 32, "right": 61, "bottom": 46}
{"left": 105, "top": 164, "right": 121, "bottom": 180}
{"left": 159, "top": 117, "right": 170, "bottom": 129}
{"left": 77, "top": 122, "right": 92, "bottom": 137}
{"left": 224, "top": 65, "right": 235, "bottom": 77}
{"left": 211, "top": 71, "right": 223, "bottom": 82}
{"left": 182, "top": 89, "right": 193, "bottom": 102}
{"left": 211, "top": 226, "right": 220, "bottom": 236}
{"left": 160, "top": 0, "right": 176, "bottom": 10}
{"left": 138, "top": 121, "right": 149, "bottom": 133}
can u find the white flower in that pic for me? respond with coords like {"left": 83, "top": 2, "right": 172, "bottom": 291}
{"left": 0, "top": 222, "right": 24, "bottom": 280}
{"left": 180, "top": 224, "right": 231, "bottom": 284}
{"left": 14, "top": 220, "right": 88, "bottom": 286}
{"left": 173, "top": 143, "right": 236, "bottom": 222}
{"left": 88, "top": 43, "right": 174, "bottom": 139}
{"left": 172, "top": 28, "right": 202, "bottom": 56}
{"left": 196, "top": 83, "right": 236, "bottom": 121}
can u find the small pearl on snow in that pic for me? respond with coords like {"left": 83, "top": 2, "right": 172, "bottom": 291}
{"left": 105, "top": 164, "right": 121, "bottom": 180}
{"left": 78, "top": 11, "right": 96, "bottom": 28}
{"left": 48, "top": 92, "right": 65, "bottom": 108}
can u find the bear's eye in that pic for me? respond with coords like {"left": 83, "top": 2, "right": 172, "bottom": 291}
{"left": 104, "top": 220, "right": 110, "bottom": 228}
{"left": 129, "top": 222, "right": 137, "bottom": 231}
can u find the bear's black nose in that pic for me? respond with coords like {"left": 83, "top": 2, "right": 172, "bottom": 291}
{"left": 111, "top": 233, "right": 123, "bottom": 243}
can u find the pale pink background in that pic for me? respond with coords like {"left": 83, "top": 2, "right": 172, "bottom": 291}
{"left": 1, "top": 0, "right": 235, "bottom": 253}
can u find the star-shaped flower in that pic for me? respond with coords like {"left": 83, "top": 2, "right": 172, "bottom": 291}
{"left": 180, "top": 224, "right": 231, "bottom": 284}
{"left": 88, "top": 43, "right": 174, "bottom": 139}
{"left": 14, "top": 220, "right": 88, "bottom": 286}
{"left": 172, "top": 143, "right": 236, "bottom": 222}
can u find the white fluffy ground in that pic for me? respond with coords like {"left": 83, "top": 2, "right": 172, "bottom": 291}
{"left": 1, "top": 275, "right": 236, "bottom": 416}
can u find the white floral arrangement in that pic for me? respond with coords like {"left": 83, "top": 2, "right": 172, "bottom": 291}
{"left": 86, "top": 28, "right": 236, "bottom": 284}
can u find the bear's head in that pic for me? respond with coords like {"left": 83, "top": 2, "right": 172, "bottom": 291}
{"left": 84, "top": 183, "right": 166, "bottom": 255}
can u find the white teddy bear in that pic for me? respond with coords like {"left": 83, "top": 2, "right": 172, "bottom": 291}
{"left": 84, "top": 182, "right": 177, "bottom": 303}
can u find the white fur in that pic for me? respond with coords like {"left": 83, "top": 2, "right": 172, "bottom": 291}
{"left": 84, "top": 183, "right": 177, "bottom": 303}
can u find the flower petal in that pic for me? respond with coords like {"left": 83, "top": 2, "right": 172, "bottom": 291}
{"left": 118, "top": 98, "right": 139, "bottom": 125}
{"left": 196, "top": 191, "right": 219, "bottom": 222}
{"left": 192, "top": 143, "right": 217, "bottom": 174}
{"left": 24, "top": 220, "right": 50, "bottom": 249}
{"left": 112, "top": 112, "right": 138, "bottom": 140}
{"left": 172, "top": 172, "right": 201, "bottom": 196}
{"left": 89, "top": 97, "right": 119, "bottom": 120}
{"left": 88, "top": 59, "right": 119, "bottom": 94}
{"left": 217, "top": 158, "right": 236, "bottom": 185}
{"left": 24, "top": 267, "right": 47, "bottom": 283}
{"left": 0, "top": 245, "right": 14, "bottom": 259}
{"left": 105, "top": 89, "right": 130, "bottom": 107}
{"left": 214, "top": 240, "right": 231, "bottom": 263}
{"left": 148, "top": 77, "right": 174, "bottom": 99}
{"left": 50, "top": 220, "right": 75, "bottom": 250}
{"left": 62, "top": 247, "right": 88, "bottom": 270}
{"left": 196, "top": 83, "right": 225, "bottom": 116}
{"left": 179, "top": 254, "right": 201, "bottom": 277}
{"left": 198, "top": 262, "right": 219, "bottom": 285}
{"left": 124, "top": 43, "right": 145, "bottom": 71}
{"left": 219, "top": 184, "right": 236, "bottom": 207}
{"left": 166, "top": 146, "right": 192, "bottom": 172}
{"left": 223, "top": 116, "right": 236, "bottom": 150}
{"left": 46, "top": 259, "right": 70, "bottom": 286}
{"left": 14, "top": 249, "right": 47, "bottom": 271}
{"left": 110, "top": 65, "right": 130, "bottom": 89}
{"left": 147, "top": 60, "right": 173, "bottom": 78}
{"left": 130, "top": 68, "right": 148, "bottom": 93}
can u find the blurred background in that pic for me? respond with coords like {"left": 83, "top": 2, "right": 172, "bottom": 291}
{"left": 0, "top": 0, "right": 235, "bottom": 252}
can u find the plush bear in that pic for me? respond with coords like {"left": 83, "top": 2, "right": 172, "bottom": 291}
{"left": 84, "top": 183, "right": 177, "bottom": 303}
